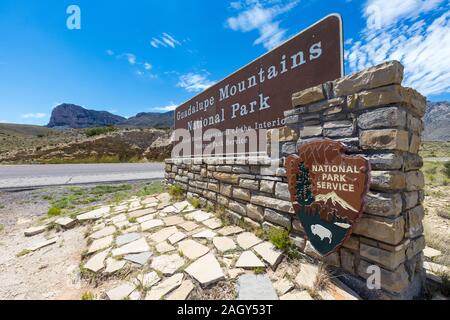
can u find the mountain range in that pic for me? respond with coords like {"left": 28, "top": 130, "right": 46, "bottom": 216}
{"left": 47, "top": 103, "right": 174, "bottom": 129}
{"left": 46, "top": 102, "right": 449, "bottom": 141}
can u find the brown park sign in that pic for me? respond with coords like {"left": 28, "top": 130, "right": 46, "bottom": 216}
{"left": 286, "top": 140, "right": 371, "bottom": 256}
{"left": 174, "top": 14, "right": 344, "bottom": 157}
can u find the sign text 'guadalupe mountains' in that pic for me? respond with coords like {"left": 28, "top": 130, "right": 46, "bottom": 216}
{"left": 174, "top": 14, "right": 344, "bottom": 156}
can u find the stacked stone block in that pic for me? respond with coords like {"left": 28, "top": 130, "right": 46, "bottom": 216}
{"left": 165, "top": 61, "right": 427, "bottom": 299}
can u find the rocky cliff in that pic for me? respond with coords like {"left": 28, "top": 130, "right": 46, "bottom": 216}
{"left": 47, "top": 104, "right": 174, "bottom": 129}
{"left": 120, "top": 111, "right": 174, "bottom": 128}
{"left": 47, "top": 104, "right": 126, "bottom": 129}
{"left": 423, "top": 101, "right": 450, "bottom": 141}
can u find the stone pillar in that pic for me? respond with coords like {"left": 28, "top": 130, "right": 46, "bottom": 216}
{"left": 284, "top": 61, "right": 426, "bottom": 299}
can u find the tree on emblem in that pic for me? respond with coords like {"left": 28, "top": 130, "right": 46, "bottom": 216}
{"left": 296, "top": 162, "right": 315, "bottom": 218}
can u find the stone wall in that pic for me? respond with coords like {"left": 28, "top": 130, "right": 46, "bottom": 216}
{"left": 164, "top": 61, "right": 427, "bottom": 299}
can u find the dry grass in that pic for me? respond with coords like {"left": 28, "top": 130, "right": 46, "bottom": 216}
{"left": 424, "top": 222, "right": 450, "bottom": 267}
{"left": 309, "top": 264, "right": 332, "bottom": 300}
{"left": 189, "top": 281, "right": 236, "bottom": 300}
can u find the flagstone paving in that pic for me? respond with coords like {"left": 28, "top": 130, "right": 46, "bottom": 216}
{"left": 202, "top": 218, "right": 223, "bottom": 230}
{"left": 168, "top": 231, "right": 187, "bottom": 245}
{"left": 116, "top": 233, "right": 141, "bottom": 246}
{"left": 90, "top": 226, "right": 116, "bottom": 240}
{"left": 237, "top": 275, "right": 278, "bottom": 300}
{"left": 149, "top": 226, "right": 179, "bottom": 243}
{"left": 55, "top": 217, "right": 77, "bottom": 229}
{"left": 145, "top": 273, "right": 184, "bottom": 300}
{"left": 178, "top": 239, "right": 210, "bottom": 260}
{"left": 85, "top": 249, "right": 110, "bottom": 272}
{"left": 106, "top": 283, "right": 135, "bottom": 300}
{"left": 111, "top": 238, "right": 150, "bottom": 257}
{"left": 134, "top": 271, "right": 160, "bottom": 289}
{"left": 185, "top": 253, "right": 225, "bottom": 286}
{"left": 24, "top": 226, "right": 46, "bottom": 237}
{"left": 213, "top": 237, "right": 237, "bottom": 253}
{"left": 20, "top": 191, "right": 365, "bottom": 300}
{"left": 192, "top": 229, "right": 217, "bottom": 239}
{"left": 151, "top": 254, "right": 185, "bottom": 275}
{"left": 124, "top": 252, "right": 152, "bottom": 266}
{"left": 236, "top": 232, "right": 263, "bottom": 250}
{"left": 235, "top": 251, "right": 265, "bottom": 268}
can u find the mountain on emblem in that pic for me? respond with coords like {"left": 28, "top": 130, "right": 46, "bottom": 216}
{"left": 286, "top": 139, "right": 370, "bottom": 256}
{"left": 314, "top": 191, "right": 359, "bottom": 213}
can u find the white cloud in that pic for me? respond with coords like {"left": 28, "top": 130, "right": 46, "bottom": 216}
{"left": 364, "top": 0, "right": 445, "bottom": 29}
{"left": 346, "top": 1, "right": 450, "bottom": 97}
{"left": 151, "top": 38, "right": 166, "bottom": 48}
{"left": 153, "top": 103, "right": 178, "bottom": 112}
{"left": 177, "top": 72, "right": 215, "bottom": 92}
{"left": 144, "top": 62, "right": 152, "bottom": 70}
{"left": 230, "top": 1, "right": 243, "bottom": 9}
{"left": 225, "top": 0, "right": 299, "bottom": 50}
{"left": 111, "top": 52, "right": 155, "bottom": 77}
{"left": 106, "top": 49, "right": 114, "bottom": 56}
{"left": 123, "top": 53, "right": 136, "bottom": 65}
{"left": 151, "top": 33, "right": 182, "bottom": 49}
{"left": 21, "top": 113, "right": 47, "bottom": 119}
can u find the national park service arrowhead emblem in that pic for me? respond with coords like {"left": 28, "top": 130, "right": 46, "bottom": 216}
{"left": 286, "top": 140, "right": 370, "bottom": 256}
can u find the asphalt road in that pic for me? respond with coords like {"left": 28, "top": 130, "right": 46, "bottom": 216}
{"left": 0, "top": 163, "right": 165, "bottom": 190}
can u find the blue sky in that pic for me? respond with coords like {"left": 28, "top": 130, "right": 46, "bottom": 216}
{"left": 0, "top": 0, "right": 449, "bottom": 125}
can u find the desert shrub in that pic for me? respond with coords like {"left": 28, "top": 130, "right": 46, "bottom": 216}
{"left": 136, "top": 182, "right": 165, "bottom": 197}
{"left": 444, "top": 161, "right": 450, "bottom": 178}
{"left": 190, "top": 197, "right": 201, "bottom": 209}
{"left": 85, "top": 125, "right": 117, "bottom": 137}
{"left": 48, "top": 207, "right": 62, "bottom": 217}
{"left": 169, "top": 184, "right": 184, "bottom": 200}
{"left": 81, "top": 291, "right": 94, "bottom": 300}
{"left": 267, "top": 227, "right": 291, "bottom": 250}
{"left": 253, "top": 267, "right": 266, "bottom": 274}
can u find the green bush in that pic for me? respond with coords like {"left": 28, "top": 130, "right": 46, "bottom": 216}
{"left": 85, "top": 125, "right": 117, "bottom": 137}
{"left": 190, "top": 198, "right": 201, "bottom": 209}
{"left": 267, "top": 227, "right": 291, "bottom": 250}
{"left": 444, "top": 161, "right": 450, "bottom": 179}
{"left": 81, "top": 291, "right": 94, "bottom": 300}
{"left": 48, "top": 207, "right": 62, "bottom": 217}
{"left": 253, "top": 267, "right": 266, "bottom": 274}
{"left": 169, "top": 184, "right": 184, "bottom": 200}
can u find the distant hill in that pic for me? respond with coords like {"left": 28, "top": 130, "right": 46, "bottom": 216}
{"left": 120, "top": 111, "right": 174, "bottom": 129}
{"left": 423, "top": 101, "right": 450, "bottom": 142}
{"left": 47, "top": 104, "right": 126, "bottom": 129}
{"left": 47, "top": 103, "right": 174, "bottom": 129}
{"left": 0, "top": 123, "right": 56, "bottom": 137}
